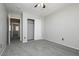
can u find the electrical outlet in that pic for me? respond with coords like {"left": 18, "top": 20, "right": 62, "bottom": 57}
{"left": 62, "top": 37, "right": 64, "bottom": 41}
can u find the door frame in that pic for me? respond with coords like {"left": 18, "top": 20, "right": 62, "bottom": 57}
{"left": 8, "top": 16, "right": 10, "bottom": 45}
{"left": 8, "top": 16, "right": 22, "bottom": 45}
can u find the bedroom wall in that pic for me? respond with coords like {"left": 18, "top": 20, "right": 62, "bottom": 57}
{"left": 41, "top": 17, "right": 45, "bottom": 39}
{"left": 0, "top": 4, "right": 7, "bottom": 55}
{"left": 44, "top": 4, "right": 79, "bottom": 50}
{"left": 8, "top": 10, "right": 43, "bottom": 43}
{"left": 8, "top": 11, "right": 21, "bottom": 18}
{"left": 22, "top": 12, "right": 43, "bottom": 42}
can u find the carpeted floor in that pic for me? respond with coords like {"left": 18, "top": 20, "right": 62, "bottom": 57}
{"left": 2, "top": 39, "right": 79, "bottom": 56}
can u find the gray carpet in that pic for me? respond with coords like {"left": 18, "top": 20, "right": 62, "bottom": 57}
{"left": 2, "top": 39, "right": 79, "bottom": 56}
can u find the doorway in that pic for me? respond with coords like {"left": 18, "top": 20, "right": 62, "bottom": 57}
{"left": 27, "top": 19, "right": 34, "bottom": 41}
{"left": 10, "top": 18, "right": 20, "bottom": 42}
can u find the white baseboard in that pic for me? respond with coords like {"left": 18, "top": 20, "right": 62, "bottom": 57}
{"left": 47, "top": 39, "right": 79, "bottom": 51}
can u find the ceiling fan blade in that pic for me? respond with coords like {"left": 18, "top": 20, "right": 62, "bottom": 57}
{"left": 43, "top": 4, "right": 45, "bottom": 8}
{"left": 34, "top": 3, "right": 46, "bottom": 8}
{"left": 34, "top": 4, "right": 38, "bottom": 7}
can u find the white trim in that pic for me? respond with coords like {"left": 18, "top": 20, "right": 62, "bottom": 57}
{"left": 8, "top": 16, "right": 10, "bottom": 45}
{"left": 20, "top": 18, "right": 22, "bottom": 41}
{"left": 47, "top": 39, "right": 79, "bottom": 50}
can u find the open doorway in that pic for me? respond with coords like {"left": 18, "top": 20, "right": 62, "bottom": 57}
{"left": 27, "top": 19, "right": 34, "bottom": 41}
{"left": 10, "top": 18, "right": 20, "bottom": 42}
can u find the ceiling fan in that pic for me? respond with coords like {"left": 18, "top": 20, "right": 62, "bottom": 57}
{"left": 34, "top": 3, "right": 46, "bottom": 8}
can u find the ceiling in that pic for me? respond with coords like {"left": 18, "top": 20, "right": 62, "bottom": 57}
{"left": 4, "top": 3, "right": 71, "bottom": 17}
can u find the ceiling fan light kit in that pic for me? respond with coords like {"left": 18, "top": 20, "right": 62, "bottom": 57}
{"left": 34, "top": 3, "right": 46, "bottom": 8}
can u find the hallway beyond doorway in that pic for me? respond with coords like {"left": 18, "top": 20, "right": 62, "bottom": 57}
{"left": 9, "top": 18, "right": 20, "bottom": 44}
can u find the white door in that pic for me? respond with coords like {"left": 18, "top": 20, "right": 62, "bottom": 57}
{"left": 27, "top": 19, "right": 34, "bottom": 41}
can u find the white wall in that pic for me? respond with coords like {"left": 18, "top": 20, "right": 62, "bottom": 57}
{"left": 41, "top": 17, "right": 45, "bottom": 39}
{"left": 23, "top": 12, "right": 43, "bottom": 42}
{"left": 44, "top": 4, "right": 79, "bottom": 50}
{"left": 0, "top": 4, "right": 7, "bottom": 55}
{"left": 8, "top": 11, "right": 21, "bottom": 19}
{"left": 8, "top": 9, "right": 43, "bottom": 43}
